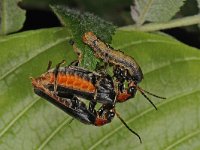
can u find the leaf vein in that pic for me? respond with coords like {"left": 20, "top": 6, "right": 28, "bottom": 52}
{"left": 114, "top": 39, "right": 179, "bottom": 50}
{"left": 88, "top": 89, "right": 200, "bottom": 150}
{"left": 138, "top": 0, "right": 154, "bottom": 25}
{"left": 0, "top": 37, "right": 69, "bottom": 81}
{"left": 164, "top": 128, "right": 200, "bottom": 150}
{"left": 37, "top": 118, "right": 72, "bottom": 149}
{"left": 0, "top": 97, "right": 40, "bottom": 138}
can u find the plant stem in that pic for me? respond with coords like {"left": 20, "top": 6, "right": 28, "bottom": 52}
{"left": 119, "top": 14, "right": 200, "bottom": 32}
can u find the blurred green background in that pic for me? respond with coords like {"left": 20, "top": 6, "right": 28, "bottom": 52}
{"left": 19, "top": 0, "right": 200, "bottom": 48}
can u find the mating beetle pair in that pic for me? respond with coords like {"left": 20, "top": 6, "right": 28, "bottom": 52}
{"left": 32, "top": 69, "right": 115, "bottom": 126}
{"left": 31, "top": 32, "right": 165, "bottom": 143}
{"left": 32, "top": 62, "right": 116, "bottom": 125}
{"left": 31, "top": 60, "right": 142, "bottom": 142}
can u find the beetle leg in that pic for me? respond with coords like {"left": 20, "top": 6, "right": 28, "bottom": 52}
{"left": 95, "top": 62, "right": 105, "bottom": 72}
{"left": 118, "top": 82, "right": 124, "bottom": 93}
{"left": 69, "top": 40, "right": 82, "bottom": 65}
{"left": 103, "top": 62, "right": 109, "bottom": 71}
{"left": 69, "top": 60, "right": 79, "bottom": 66}
{"left": 53, "top": 60, "right": 65, "bottom": 93}
{"left": 89, "top": 100, "right": 97, "bottom": 113}
{"left": 94, "top": 105, "right": 115, "bottom": 126}
{"left": 94, "top": 62, "right": 110, "bottom": 75}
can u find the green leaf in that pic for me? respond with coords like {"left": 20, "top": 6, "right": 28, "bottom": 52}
{"left": 0, "top": 27, "right": 200, "bottom": 149}
{"left": 131, "top": 0, "right": 186, "bottom": 25}
{"left": 0, "top": 0, "right": 26, "bottom": 35}
{"left": 0, "top": 27, "right": 74, "bottom": 149}
{"left": 197, "top": 0, "right": 200, "bottom": 28}
{"left": 50, "top": 5, "right": 116, "bottom": 69}
{"left": 198, "top": 0, "right": 200, "bottom": 9}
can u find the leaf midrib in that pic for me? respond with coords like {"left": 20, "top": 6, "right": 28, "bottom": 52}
{"left": 138, "top": 0, "right": 154, "bottom": 25}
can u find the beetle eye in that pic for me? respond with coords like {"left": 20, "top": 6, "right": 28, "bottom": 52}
{"left": 107, "top": 112, "right": 115, "bottom": 121}
{"left": 128, "top": 86, "right": 137, "bottom": 96}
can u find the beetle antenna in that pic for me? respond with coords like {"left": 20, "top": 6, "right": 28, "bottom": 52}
{"left": 136, "top": 87, "right": 158, "bottom": 110}
{"left": 136, "top": 85, "right": 167, "bottom": 110}
{"left": 130, "top": 82, "right": 166, "bottom": 110}
{"left": 137, "top": 86, "right": 166, "bottom": 99}
{"left": 115, "top": 111, "right": 142, "bottom": 143}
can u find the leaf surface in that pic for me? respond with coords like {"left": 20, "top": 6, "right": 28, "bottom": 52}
{"left": 131, "top": 0, "right": 186, "bottom": 25}
{"left": 0, "top": 28, "right": 200, "bottom": 150}
{"left": 50, "top": 5, "right": 116, "bottom": 70}
{"left": 0, "top": 0, "right": 26, "bottom": 35}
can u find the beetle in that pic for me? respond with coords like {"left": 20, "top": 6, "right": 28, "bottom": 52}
{"left": 34, "top": 60, "right": 116, "bottom": 113}
{"left": 31, "top": 70, "right": 142, "bottom": 143}
{"left": 32, "top": 77, "right": 115, "bottom": 125}
{"left": 82, "top": 32, "right": 166, "bottom": 110}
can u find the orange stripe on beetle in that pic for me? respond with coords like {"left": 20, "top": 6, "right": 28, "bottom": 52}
{"left": 49, "top": 72, "right": 95, "bottom": 93}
